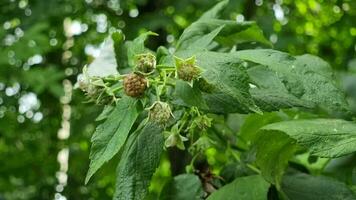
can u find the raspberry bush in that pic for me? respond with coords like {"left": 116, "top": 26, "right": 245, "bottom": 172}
{"left": 77, "top": 1, "right": 356, "bottom": 200}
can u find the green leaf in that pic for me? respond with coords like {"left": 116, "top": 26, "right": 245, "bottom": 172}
{"left": 87, "top": 35, "right": 119, "bottom": 77}
{"left": 199, "top": 0, "right": 229, "bottom": 20}
{"left": 254, "top": 131, "right": 297, "bottom": 185}
{"left": 261, "top": 119, "right": 356, "bottom": 157}
{"left": 190, "top": 51, "right": 260, "bottom": 114}
{"left": 324, "top": 154, "right": 356, "bottom": 184}
{"left": 159, "top": 174, "right": 204, "bottom": 200}
{"left": 207, "top": 175, "right": 270, "bottom": 200}
{"left": 186, "top": 25, "right": 224, "bottom": 51}
{"left": 174, "top": 80, "right": 208, "bottom": 109}
{"left": 114, "top": 122, "right": 164, "bottom": 200}
{"left": 282, "top": 172, "right": 356, "bottom": 200}
{"left": 85, "top": 96, "right": 140, "bottom": 184}
{"left": 239, "top": 112, "right": 284, "bottom": 144}
{"left": 247, "top": 65, "right": 314, "bottom": 111}
{"left": 95, "top": 105, "right": 114, "bottom": 121}
{"left": 176, "top": 0, "right": 269, "bottom": 50}
{"left": 236, "top": 49, "right": 349, "bottom": 113}
{"left": 216, "top": 24, "right": 272, "bottom": 47}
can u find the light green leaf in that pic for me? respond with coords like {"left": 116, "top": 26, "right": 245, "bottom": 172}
{"left": 114, "top": 122, "right": 163, "bottom": 200}
{"left": 236, "top": 49, "right": 349, "bottom": 113}
{"left": 85, "top": 96, "right": 140, "bottom": 184}
{"left": 199, "top": 0, "right": 229, "bottom": 20}
{"left": 216, "top": 24, "right": 272, "bottom": 47}
{"left": 207, "top": 175, "right": 270, "bottom": 200}
{"left": 177, "top": 19, "right": 255, "bottom": 51}
{"left": 262, "top": 119, "right": 356, "bottom": 157}
{"left": 282, "top": 173, "right": 356, "bottom": 200}
{"left": 254, "top": 131, "right": 297, "bottom": 185}
{"left": 186, "top": 25, "right": 224, "bottom": 51}
{"left": 87, "top": 35, "right": 119, "bottom": 77}
{"left": 239, "top": 112, "right": 284, "bottom": 144}
{"left": 159, "top": 174, "right": 204, "bottom": 200}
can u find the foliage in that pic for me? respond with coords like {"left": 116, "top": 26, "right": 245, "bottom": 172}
{"left": 1, "top": 0, "right": 356, "bottom": 200}
{"left": 73, "top": 1, "right": 356, "bottom": 199}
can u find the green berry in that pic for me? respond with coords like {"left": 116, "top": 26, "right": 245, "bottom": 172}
{"left": 135, "top": 53, "right": 156, "bottom": 74}
{"left": 148, "top": 101, "right": 172, "bottom": 125}
{"left": 123, "top": 73, "right": 147, "bottom": 97}
{"left": 175, "top": 56, "right": 201, "bottom": 82}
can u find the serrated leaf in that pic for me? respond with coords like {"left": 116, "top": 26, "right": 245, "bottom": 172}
{"left": 174, "top": 80, "right": 208, "bottom": 109}
{"left": 254, "top": 131, "right": 297, "bottom": 185}
{"left": 159, "top": 174, "right": 204, "bottom": 200}
{"left": 207, "top": 175, "right": 270, "bottom": 200}
{"left": 85, "top": 97, "right": 140, "bottom": 184}
{"left": 87, "top": 35, "right": 119, "bottom": 77}
{"left": 261, "top": 119, "right": 356, "bottom": 157}
{"left": 114, "top": 122, "right": 163, "bottom": 200}
{"left": 194, "top": 51, "right": 260, "bottom": 114}
{"left": 247, "top": 65, "right": 314, "bottom": 111}
{"left": 236, "top": 49, "right": 349, "bottom": 113}
{"left": 282, "top": 172, "right": 356, "bottom": 200}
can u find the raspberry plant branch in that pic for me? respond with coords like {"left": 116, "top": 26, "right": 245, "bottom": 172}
{"left": 76, "top": 0, "right": 356, "bottom": 199}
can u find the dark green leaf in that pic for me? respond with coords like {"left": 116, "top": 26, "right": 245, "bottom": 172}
{"left": 159, "top": 174, "right": 204, "bottom": 200}
{"left": 282, "top": 172, "right": 356, "bottom": 200}
{"left": 207, "top": 175, "right": 270, "bottom": 200}
{"left": 254, "top": 131, "right": 297, "bottom": 185}
{"left": 114, "top": 122, "right": 164, "bottom": 200}
{"left": 247, "top": 65, "right": 314, "bottom": 111}
{"left": 192, "top": 51, "right": 260, "bottom": 114}
{"left": 85, "top": 96, "right": 140, "bottom": 184}
{"left": 262, "top": 119, "right": 356, "bottom": 157}
{"left": 174, "top": 80, "right": 208, "bottom": 109}
{"left": 237, "top": 49, "right": 349, "bottom": 113}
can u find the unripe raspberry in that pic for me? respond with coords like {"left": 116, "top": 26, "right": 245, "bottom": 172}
{"left": 135, "top": 53, "right": 156, "bottom": 74}
{"left": 175, "top": 56, "right": 201, "bottom": 82}
{"left": 148, "top": 101, "right": 173, "bottom": 125}
{"left": 123, "top": 73, "right": 147, "bottom": 97}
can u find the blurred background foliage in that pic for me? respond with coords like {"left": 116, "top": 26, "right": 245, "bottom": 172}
{"left": 0, "top": 0, "right": 355, "bottom": 199}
